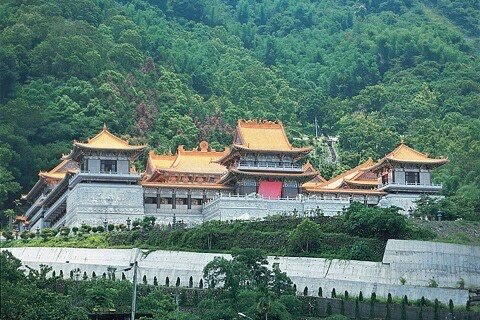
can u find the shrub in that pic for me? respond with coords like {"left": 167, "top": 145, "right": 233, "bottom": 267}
{"left": 428, "top": 278, "right": 438, "bottom": 287}
{"left": 41, "top": 228, "right": 57, "bottom": 239}
{"left": 400, "top": 277, "right": 406, "bottom": 285}
{"left": 434, "top": 299, "right": 439, "bottom": 320}
{"left": 60, "top": 227, "right": 70, "bottom": 237}
{"left": 3, "top": 231, "right": 14, "bottom": 240}
{"left": 343, "top": 203, "right": 409, "bottom": 240}
{"left": 72, "top": 227, "right": 79, "bottom": 235}
{"left": 331, "top": 288, "right": 336, "bottom": 298}
{"left": 401, "top": 301, "right": 407, "bottom": 320}
{"left": 355, "top": 299, "right": 360, "bottom": 319}
{"left": 458, "top": 278, "right": 465, "bottom": 289}
{"left": 386, "top": 302, "right": 391, "bottom": 320}
{"left": 359, "top": 291, "right": 363, "bottom": 301}
{"left": 107, "top": 224, "right": 115, "bottom": 232}
{"left": 318, "top": 287, "right": 322, "bottom": 297}
{"left": 20, "top": 231, "right": 30, "bottom": 239}
{"left": 418, "top": 305, "right": 424, "bottom": 320}
{"left": 326, "top": 302, "right": 332, "bottom": 316}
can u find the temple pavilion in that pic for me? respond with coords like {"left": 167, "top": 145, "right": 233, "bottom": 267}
{"left": 23, "top": 125, "right": 146, "bottom": 230}
{"left": 216, "top": 120, "right": 318, "bottom": 198}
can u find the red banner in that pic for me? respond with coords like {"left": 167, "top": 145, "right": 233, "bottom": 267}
{"left": 258, "top": 181, "right": 283, "bottom": 199}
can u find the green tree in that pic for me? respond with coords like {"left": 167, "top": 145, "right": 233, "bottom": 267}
{"left": 289, "top": 218, "right": 321, "bottom": 253}
{"left": 343, "top": 203, "right": 409, "bottom": 240}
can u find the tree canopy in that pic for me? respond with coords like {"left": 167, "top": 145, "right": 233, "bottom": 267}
{"left": 0, "top": 0, "right": 479, "bottom": 222}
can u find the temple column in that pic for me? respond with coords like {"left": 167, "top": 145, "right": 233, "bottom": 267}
{"left": 172, "top": 191, "right": 176, "bottom": 209}
{"left": 187, "top": 191, "right": 192, "bottom": 210}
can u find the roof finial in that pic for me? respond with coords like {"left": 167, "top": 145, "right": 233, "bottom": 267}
{"left": 400, "top": 136, "right": 405, "bottom": 144}
{"left": 103, "top": 123, "right": 108, "bottom": 131}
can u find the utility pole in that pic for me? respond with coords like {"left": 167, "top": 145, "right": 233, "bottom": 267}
{"left": 314, "top": 117, "right": 318, "bottom": 138}
{"left": 131, "top": 248, "right": 140, "bottom": 320}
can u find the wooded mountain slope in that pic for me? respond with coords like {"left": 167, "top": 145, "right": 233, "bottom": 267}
{"left": 0, "top": 0, "right": 478, "bottom": 220}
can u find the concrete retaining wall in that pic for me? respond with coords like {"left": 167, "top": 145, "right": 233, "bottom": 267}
{"left": 3, "top": 239, "right": 478, "bottom": 306}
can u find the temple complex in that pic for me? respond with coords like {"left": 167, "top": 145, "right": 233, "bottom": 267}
{"left": 19, "top": 121, "right": 448, "bottom": 230}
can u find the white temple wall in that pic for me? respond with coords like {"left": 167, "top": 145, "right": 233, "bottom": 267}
{"left": 117, "top": 160, "right": 130, "bottom": 174}
{"left": 202, "top": 196, "right": 350, "bottom": 221}
{"left": 65, "top": 183, "right": 145, "bottom": 227}
{"left": 87, "top": 159, "right": 101, "bottom": 173}
{"left": 419, "top": 171, "right": 431, "bottom": 185}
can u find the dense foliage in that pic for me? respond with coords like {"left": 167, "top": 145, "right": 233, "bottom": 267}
{"left": 343, "top": 202, "right": 410, "bottom": 240}
{"left": 4, "top": 205, "right": 441, "bottom": 262}
{"left": 0, "top": 0, "right": 479, "bottom": 223}
{"left": 0, "top": 249, "right": 310, "bottom": 320}
{"left": 0, "top": 251, "right": 191, "bottom": 319}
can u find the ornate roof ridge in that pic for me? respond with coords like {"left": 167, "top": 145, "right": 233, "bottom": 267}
{"left": 237, "top": 119, "right": 284, "bottom": 129}
{"left": 73, "top": 125, "right": 146, "bottom": 150}
{"left": 148, "top": 150, "right": 177, "bottom": 160}
{"left": 177, "top": 141, "right": 229, "bottom": 156}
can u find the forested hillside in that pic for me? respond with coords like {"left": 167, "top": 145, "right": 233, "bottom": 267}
{"left": 0, "top": 0, "right": 479, "bottom": 220}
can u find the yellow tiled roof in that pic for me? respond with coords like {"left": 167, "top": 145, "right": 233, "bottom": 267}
{"left": 302, "top": 161, "right": 326, "bottom": 187}
{"left": 39, "top": 159, "right": 79, "bottom": 181}
{"left": 234, "top": 120, "right": 312, "bottom": 152}
{"left": 307, "top": 158, "right": 375, "bottom": 190}
{"left": 74, "top": 124, "right": 146, "bottom": 151}
{"left": 369, "top": 142, "right": 448, "bottom": 170}
{"left": 147, "top": 141, "right": 228, "bottom": 176}
{"left": 148, "top": 151, "right": 176, "bottom": 170}
{"left": 385, "top": 143, "right": 448, "bottom": 163}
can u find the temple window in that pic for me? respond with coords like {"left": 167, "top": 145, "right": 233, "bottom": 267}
{"left": 100, "top": 160, "right": 117, "bottom": 173}
{"left": 405, "top": 172, "right": 420, "bottom": 184}
{"left": 144, "top": 196, "right": 156, "bottom": 204}
{"left": 381, "top": 174, "right": 388, "bottom": 185}
{"left": 176, "top": 198, "right": 188, "bottom": 205}
{"left": 80, "top": 160, "right": 89, "bottom": 172}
